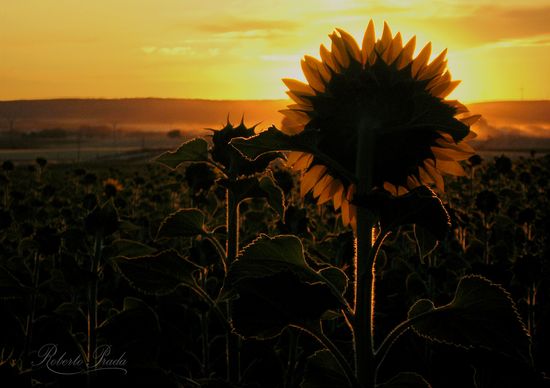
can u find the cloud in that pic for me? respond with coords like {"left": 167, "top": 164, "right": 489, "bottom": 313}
{"left": 479, "top": 34, "right": 550, "bottom": 49}
{"left": 192, "top": 17, "right": 299, "bottom": 40}
{"left": 141, "top": 46, "right": 194, "bottom": 56}
{"left": 416, "top": 5, "right": 550, "bottom": 47}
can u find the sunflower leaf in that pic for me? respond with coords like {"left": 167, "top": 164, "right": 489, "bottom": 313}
{"left": 230, "top": 126, "right": 320, "bottom": 160}
{"left": 155, "top": 138, "right": 209, "bottom": 169}
{"left": 377, "top": 372, "right": 432, "bottom": 388}
{"left": 408, "top": 275, "right": 531, "bottom": 364}
{"left": 156, "top": 208, "right": 207, "bottom": 239}
{"left": 301, "top": 350, "right": 349, "bottom": 388}
{"left": 226, "top": 234, "right": 343, "bottom": 339}
{"left": 360, "top": 186, "right": 449, "bottom": 240}
{"left": 113, "top": 249, "right": 201, "bottom": 296}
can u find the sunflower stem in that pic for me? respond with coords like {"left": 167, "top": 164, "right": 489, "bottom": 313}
{"left": 354, "top": 118, "right": 377, "bottom": 388}
{"left": 225, "top": 188, "right": 241, "bottom": 384}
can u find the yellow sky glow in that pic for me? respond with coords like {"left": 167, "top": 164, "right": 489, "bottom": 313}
{"left": 1, "top": 0, "right": 550, "bottom": 103}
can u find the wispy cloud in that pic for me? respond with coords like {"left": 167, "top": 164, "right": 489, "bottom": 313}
{"left": 479, "top": 34, "right": 550, "bottom": 49}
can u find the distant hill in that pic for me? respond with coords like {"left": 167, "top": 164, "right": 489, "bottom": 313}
{"left": 1, "top": 98, "right": 549, "bottom": 150}
{"left": 0, "top": 98, "right": 287, "bottom": 132}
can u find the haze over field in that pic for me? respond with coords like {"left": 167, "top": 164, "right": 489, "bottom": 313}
{"left": 1, "top": 98, "right": 549, "bottom": 151}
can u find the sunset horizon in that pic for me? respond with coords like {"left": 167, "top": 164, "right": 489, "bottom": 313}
{"left": 2, "top": 1, "right": 550, "bottom": 103}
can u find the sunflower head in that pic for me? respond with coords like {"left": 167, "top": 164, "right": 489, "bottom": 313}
{"left": 280, "top": 20, "right": 480, "bottom": 228}
{"left": 103, "top": 178, "right": 123, "bottom": 197}
{"left": 208, "top": 118, "right": 282, "bottom": 178}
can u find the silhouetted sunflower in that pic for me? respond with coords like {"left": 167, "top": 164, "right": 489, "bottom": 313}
{"left": 281, "top": 20, "right": 480, "bottom": 228}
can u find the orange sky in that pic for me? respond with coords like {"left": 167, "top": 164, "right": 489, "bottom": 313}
{"left": 1, "top": 0, "right": 549, "bottom": 103}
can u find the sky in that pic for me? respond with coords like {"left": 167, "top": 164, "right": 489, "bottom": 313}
{"left": 1, "top": 0, "right": 550, "bottom": 103}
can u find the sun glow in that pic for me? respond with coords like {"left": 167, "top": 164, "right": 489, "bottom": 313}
{"left": 1, "top": 0, "right": 549, "bottom": 102}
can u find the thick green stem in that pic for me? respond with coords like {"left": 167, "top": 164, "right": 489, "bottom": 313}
{"left": 354, "top": 119, "right": 377, "bottom": 388}
{"left": 88, "top": 234, "right": 103, "bottom": 370}
{"left": 225, "top": 188, "right": 241, "bottom": 384}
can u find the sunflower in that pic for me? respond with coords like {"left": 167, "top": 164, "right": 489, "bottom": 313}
{"left": 280, "top": 20, "right": 480, "bottom": 229}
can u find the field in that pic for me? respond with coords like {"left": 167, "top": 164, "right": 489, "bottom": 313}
{"left": 1, "top": 140, "right": 549, "bottom": 387}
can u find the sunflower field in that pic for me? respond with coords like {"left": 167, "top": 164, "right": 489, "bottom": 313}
{"left": 1, "top": 21, "right": 550, "bottom": 388}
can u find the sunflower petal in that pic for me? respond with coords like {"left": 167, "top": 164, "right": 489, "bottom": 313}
{"left": 432, "top": 146, "right": 471, "bottom": 161}
{"left": 341, "top": 197, "right": 350, "bottom": 226}
{"left": 362, "top": 20, "right": 376, "bottom": 65}
{"left": 434, "top": 80, "right": 461, "bottom": 98}
{"left": 383, "top": 32, "right": 402, "bottom": 64}
{"left": 418, "top": 49, "right": 447, "bottom": 80}
{"left": 330, "top": 33, "right": 350, "bottom": 68}
{"left": 460, "top": 115, "right": 481, "bottom": 126}
{"left": 436, "top": 160, "right": 466, "bottom": 176}
{"left": 293, "top": 153, "right": 314, "bottom": 170}
{"left": 333, "top": 185, "right": 345, "bottom": 210}
{"left": 286, "top": 151, "right": 304, "bottom": 166}
{"left": 412, "top": 42, "right": 432, "bottom": 78}
{"left": 301, "top": 59, "right": 325, "bottom": 92}
{"left": 305, "top": 54, "right": 332, "bottom": 83}
{"left": 444, "top": 99, "right": 469, "bottom": 114}
{"left": 397, "top": 35, "right": 416, "bottom": 69}
{"left": 320, "top": 44, "right": 339, "bottom": 72}
{"left": 313, "top": 174, "right": 333, "bottom": 197}
{"left": 286, "top": 103, "right": 314, "bottom": 111}
{"left": 286, "top": 91, "right": 312, "bottom": 106}
{"left": 318, "top": 178, "right": 341, "bottom": 204}
{"left": 301, "top": 165, "right": 327, "bottom": 196}
{"left": 283, "top": 78, "right": 315, "bottom": 95}
{"left": 336, "top": 28, "right": 362, "bottom": 63}
{"left": 377, "top": 21, "right": 393, "bottom": 54}
{"left": 423, "top": 159, "right": 445, "bottom": 191}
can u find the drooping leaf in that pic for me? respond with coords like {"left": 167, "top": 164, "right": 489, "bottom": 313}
{"left": 377, "top": 372, "right": 432, "bottom": 388}
{"left": 413, "top": 225, "right": 439, "bottom": 263}
{"left": 360, "top": 186, "right": 450, "bottom": 240}
{"left": 156, "top": 208, "right": 206, "bottom": 239}
{"left": 154, "top": 138, "right": 209, "bottom": 169}
{"left": 301, "top": 350, "right": 348, "bottom": 388}
{"left": 226, "top": 234, "right": 344, "bottom": 339}
{"left": 113, "top": 249, "right": 201, "bottom": 295}
{"left": 105, "top": 239, "right": 156, "bottom": 258}
{"left": 408, "top": 275, "right": 531, "bottom": 363}
{"left": 230, "top": 126, "right": 319, "bottom": 161}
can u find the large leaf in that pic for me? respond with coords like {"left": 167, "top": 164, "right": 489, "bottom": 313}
{"left": 113, "top": 249, "right": 201, "bottom": 295}
{"left": 230, "top": 126, "right": 319, "bottom": 161}
{"left": 301, "top": 350, "right": 348, "bottom": 388}
{"left": 227, "top": 234, "right": 345, "bottom": 339}
{"left": 377, "top": 372, "right": 431, "bottom": 388}
{"left": 361, "top": 186, "right": 450, "bottom": 240}
{"left": 408, "top": 275, "right": 531, "bottom": 363}
{"left": 154, "top": 138, "right": 209, "bottom": 169}
{"left": 156, "top": 208, "right": 206, "bottom": 239}
{"left": 105, "top": 239, "right": 156, "bottom": 258}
